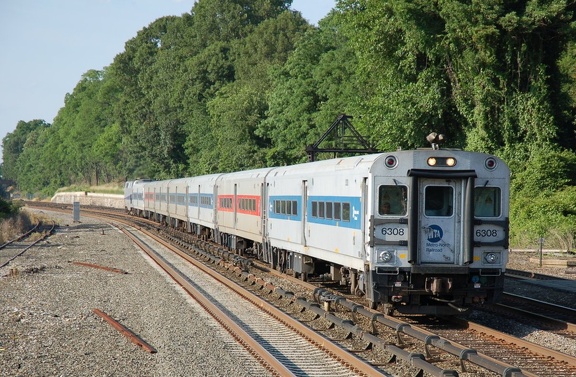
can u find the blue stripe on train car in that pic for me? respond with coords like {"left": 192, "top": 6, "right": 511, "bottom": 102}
{"left": 268, "top": 196, "right": 302, "bottom": 221}
{"left": 307, "top": 196, "right": 362, "bottom": 230}
{"left": 187, "top": 193, "right": 214, "bottom": 209}
{"left": 268, "top": 195, "right": 362, "bottom": 230}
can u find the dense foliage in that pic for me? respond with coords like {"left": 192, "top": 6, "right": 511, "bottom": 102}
{"left": 0, "top": 197, "right": 20, "bottom": 220}
{"left": 2, "top": 0, "right": 576, "bottom": 249}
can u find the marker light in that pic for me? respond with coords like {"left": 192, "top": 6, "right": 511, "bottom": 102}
{"left": 485, "top": 157, "right": 497, "bottom": 170}
{"left": 385, "top": 156, "right": 398, "bottom": 168}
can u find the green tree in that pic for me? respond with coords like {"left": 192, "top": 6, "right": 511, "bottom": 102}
{"left": 258, "top": 13, "right": 361, "bottom": 165}
{"left": 207, "top": 10, "right": 311, "bottom": 171}
{"left": 2, "top": 120, "right": 49, "bottom": 181}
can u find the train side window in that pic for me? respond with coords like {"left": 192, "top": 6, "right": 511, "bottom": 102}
{"left": 292, "top": 201, "right": 298, "bottom": 216}
{"left": 334, "top": 202, "right": 341, "bottom": 220}
{"left": 326, "top": 202, "right": 333, "bottom": 219}
{"left": 378, "top": 185, "right": 407, "bottom": 215}
{"left": 425, "top": 186, "right": 453, "bottom": 216}
{"left": 342, "top": 203, "right": 350, "bottom": 222}
{"left": 312, "top": 201, "right": 318, "bottom": 217}
{"left": 475, "top": 187, "right": 501, "bottom": 217}
{"left": 319, "top": 202, "right": 325, "bottom": 218}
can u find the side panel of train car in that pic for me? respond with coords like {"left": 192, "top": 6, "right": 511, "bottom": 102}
{"left": 266, "top": 156, "right": 375, "bottom": 277}
{"left": 185, "top": 174, "right": 222, "bottom": 238}
{"left": 166, "top": 178, "right": 191, "bottom": 227}
{"left": 124, "top": 179, "right": 153, "bottom": 216}
{"left": 215, "top": 168, "right": 273, "bottom": 251}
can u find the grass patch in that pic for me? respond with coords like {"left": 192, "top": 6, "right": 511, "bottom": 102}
{"left": 56, "top": 183, "right": 123, "bottom": 195}
{"left": 0, "top": 211, "right": 34, "bottom": 244}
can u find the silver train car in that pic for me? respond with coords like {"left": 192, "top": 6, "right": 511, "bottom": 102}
{"left": 125, "top": 143, "right": 510, "bottom": 316}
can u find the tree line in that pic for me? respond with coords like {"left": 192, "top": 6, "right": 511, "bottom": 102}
{"left": 3, "top": 0, "right": 576, "bottom": 248}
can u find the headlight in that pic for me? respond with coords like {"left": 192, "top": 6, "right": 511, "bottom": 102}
{"left": 484, "top": 252, "right": 500, "bottom": 264}
{"left": 427, "top": 157, "right": 457, "bottom": 167}
{"left": 379, "top": 250, "right": 394, "bottom": 263}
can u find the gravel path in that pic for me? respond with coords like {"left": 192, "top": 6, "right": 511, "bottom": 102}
{"left": 0, "top": 210, "right": 268, "bottom": 377}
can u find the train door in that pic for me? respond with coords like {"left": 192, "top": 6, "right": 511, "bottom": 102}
{"left": 418, "top": 179, "right": 463, "bottom": 264}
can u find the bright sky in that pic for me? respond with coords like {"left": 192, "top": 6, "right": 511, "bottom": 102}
{"left": 0, "top": 0, "right": 335, "bottom": 161}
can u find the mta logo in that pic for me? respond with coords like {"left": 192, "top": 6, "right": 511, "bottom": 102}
{"left": 427, "top": 225, "right": 443, "bottom": 243}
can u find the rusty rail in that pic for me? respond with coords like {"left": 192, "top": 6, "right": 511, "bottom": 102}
{"left": 93, "top": 308, "right": 157, "bottom": 353}
{"left": 70, "top": 261, "right": 128, "bottom": 274}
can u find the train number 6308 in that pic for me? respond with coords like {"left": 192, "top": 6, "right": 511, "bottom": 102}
{"left": 475, "top": 229, "right": 498, "bottom": 237}
{"left": 381, "top": 227, "right": 405, "bottom": 236}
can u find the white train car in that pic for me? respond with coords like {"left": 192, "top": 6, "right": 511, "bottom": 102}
{"left": 186, "top": 174, "right": 222, "bottom": 238}
{"left": 144, "top": 180, "right": 170, "bottom": 223}
{"left": 266, "top": 156, "right": 371, "bottom": 277}
{"left": 265, "top": 148, "right": 509, "bottom": 315}
{"left": 124, "top": 179, "right": 152, "bottom": 216}
{"left": 165, "top": 178, "right": 192, "bottom": 229}
{"left": 215, "top": 168, "right": 273, "bottom": 251}
{"left": 369, "top": 149, "right": 509, "bottom": 314}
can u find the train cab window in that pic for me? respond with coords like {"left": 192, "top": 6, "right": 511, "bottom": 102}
{"left": 475, "top": 187, "right": 501, "bottom": 217}
{"left": 425, "top": 186, "right": 453, "bottom": 216}
{"left": 378, "top": 185, "right": 407, "bottom": 215}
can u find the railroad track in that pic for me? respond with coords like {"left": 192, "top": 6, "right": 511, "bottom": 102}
{"left": 125, "top": 221, "right": 389, "bottom": 376}
{"left": 31, "top": 204, "right": 384, "bottom": 377}
{"left": 0, "top": 220, "right": 55, "bottom": 270}
{"left": 24, "top": 202, "right": 576, "bottom": 376}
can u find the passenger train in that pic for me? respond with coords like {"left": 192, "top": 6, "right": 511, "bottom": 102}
{"left": 124, "top": 134, "right": 510, "bottom": 315}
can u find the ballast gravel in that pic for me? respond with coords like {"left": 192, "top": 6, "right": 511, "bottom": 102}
{"left": 0, "top": 210, "right": 269, "bottom": 377}
{"left": 1, "top": 209, "right": 576, "bottom": 376}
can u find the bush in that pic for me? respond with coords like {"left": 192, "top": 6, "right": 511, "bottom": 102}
{"left": 510, "top": 187, "right": 576, "bottom": 250}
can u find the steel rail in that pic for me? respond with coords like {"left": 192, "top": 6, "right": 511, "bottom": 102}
{"left": 93, "top": 308, "right": 157, "bottom": 353}
{"left": 0, "top": 221, "right": 55, "bottom": 269}
{"left": 0, "top": 221, "right": 42, "bottom": 249}
{"left": 500, "top": 292, "right": 576, "bottom": 332}
{"left": 118, "top": 226, "right": 297, "bottom": 377}
{"left": 463, "top": 319, "right": 576, "bottom": 368}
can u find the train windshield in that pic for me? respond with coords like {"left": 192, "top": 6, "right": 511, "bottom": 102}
{"left": 378, "top": 185, "right": 407, "bottom": 215}
{"left": 424, "top": 186, "right": 453, "bottom": 217}
{"left": 474, "top": 187, "right": 501, "bottom": 217}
